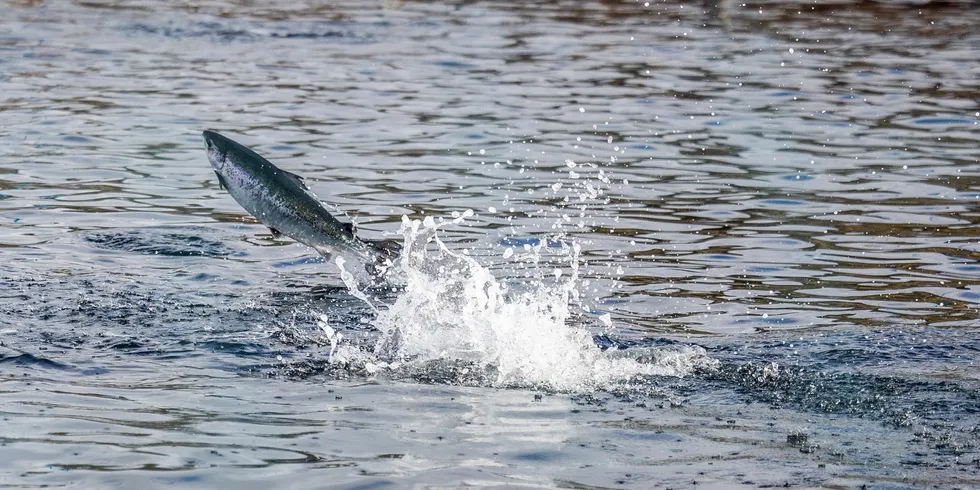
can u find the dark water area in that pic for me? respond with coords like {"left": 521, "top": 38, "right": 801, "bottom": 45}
{"left": 1, "top": 0, "right": 979, "bottom": 488}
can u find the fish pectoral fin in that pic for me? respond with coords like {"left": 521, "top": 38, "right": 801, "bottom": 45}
{"left": 281, "top": 169, "right": 310, "bottom": 191}
{"left": 214, "top": 171, "right": 229, "bottom": 191}
{"left": 268, "top": 227, "right": 283, "bottom": 238}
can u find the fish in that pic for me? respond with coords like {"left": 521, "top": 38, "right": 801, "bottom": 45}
{"left": 202, "top": 130, "right": 400, "bottom": 275}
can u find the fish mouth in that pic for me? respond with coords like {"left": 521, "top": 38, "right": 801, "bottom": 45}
{"left": 202, "top": 130, "right": 228, "bottom": 170}
{"left": 202, "top": 130, "right": 227, "bottom": 151}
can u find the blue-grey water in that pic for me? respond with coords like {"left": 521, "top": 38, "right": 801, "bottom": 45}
{"left": 1, "top": 0, "right": 979, "bottom": 488}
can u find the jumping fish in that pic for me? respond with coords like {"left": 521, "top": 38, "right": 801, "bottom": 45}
{"left": 203, "top": 130, "right": 399, "bottom": 275}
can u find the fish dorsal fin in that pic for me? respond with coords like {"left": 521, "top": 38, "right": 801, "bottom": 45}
{"left": 342, "top": 222, "right": 355, "bottom": 235}
{"left": 281, "top": 169, "right": 310, "bottom": 191}
{"left": 214, "top": 171, "right": 229, "bottom": 191}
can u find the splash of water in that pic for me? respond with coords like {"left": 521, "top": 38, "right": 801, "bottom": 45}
{"left": 329, "top": 211, "right": 716, "bottom": 392}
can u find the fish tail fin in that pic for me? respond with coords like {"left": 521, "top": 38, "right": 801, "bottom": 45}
{"left": 364, "top": 238, "right": 402, "bottom": 277}
{"left": 371, "top": 238, "right": 402, "bottom": 262}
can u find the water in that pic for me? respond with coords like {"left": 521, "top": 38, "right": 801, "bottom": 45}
{"left": 1, "top": 0, "right": 979, "bottom": 487}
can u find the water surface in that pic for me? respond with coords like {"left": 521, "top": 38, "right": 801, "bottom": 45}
{"left": 1, "top": 0, "right": 979, "bottom": 488}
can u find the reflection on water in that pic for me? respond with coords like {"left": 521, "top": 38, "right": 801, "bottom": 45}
{"left": 1, "top": 0, "right": 979, "bottom": 488}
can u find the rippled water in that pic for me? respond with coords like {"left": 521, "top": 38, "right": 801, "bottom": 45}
{"left": 1, "top": 0, "right": 979, "bottom": 488}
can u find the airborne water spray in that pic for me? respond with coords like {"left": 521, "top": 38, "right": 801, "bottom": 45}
{"left": 328, "top": 210, "right": 717, "bottom": 392}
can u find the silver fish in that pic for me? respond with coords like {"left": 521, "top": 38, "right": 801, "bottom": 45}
{"left": 203, "top": 130, "right": 399, "bottom": 274}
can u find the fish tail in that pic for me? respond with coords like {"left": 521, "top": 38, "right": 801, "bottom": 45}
{"left": 371, "top": 238, "right": 402, "bottom": 262}
{"left": 364, "top": 238, "right": 402, "bottom": 277}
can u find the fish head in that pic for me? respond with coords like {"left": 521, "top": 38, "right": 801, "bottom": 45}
{"left": 203, "top": 130, "right": 234, "bottom": 172}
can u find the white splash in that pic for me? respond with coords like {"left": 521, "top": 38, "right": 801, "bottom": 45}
{"left": 316, "top": 314, "right": 342, "bottom": 359}
{"left": 327, "top": 211, "right": 715, "bottom": 392}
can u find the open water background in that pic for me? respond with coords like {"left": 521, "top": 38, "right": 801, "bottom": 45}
{"left": 1, "top": 0, "right": 979, "bottom": 488}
